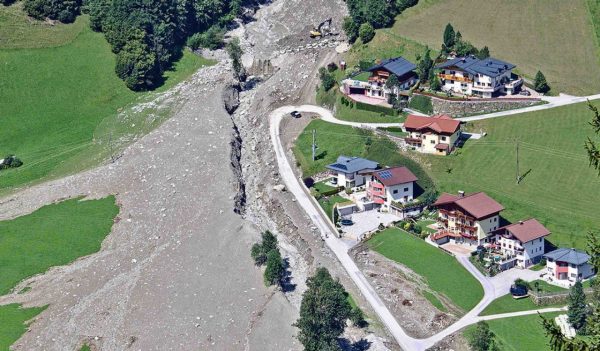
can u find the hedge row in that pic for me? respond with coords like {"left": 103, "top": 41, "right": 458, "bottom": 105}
{"left": 354, "top": 101, "right": 399, "bottom": 116}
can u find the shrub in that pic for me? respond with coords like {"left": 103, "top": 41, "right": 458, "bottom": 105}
{"left": 534, "top": 70, "right": 550, "bottom": 93}
{"left": 327, "top": 62, "right": 338, "bottom": 72}
{"left": 251, "top": 231, "right": 278, "bottom": 266}
{"left": 0, "top": 155, "right": 23, "bottom": 169}
{"left": 319, "top": 67, "right": 336, "bottom": 91}
{"left": 264, "top": 248, "right": 285, "bottom": 287}
{"left": 349, "top": 307, "right": 366, "bottom": 327}
{"left": 358, "top": 22, "right": 375, "bottom": 43}
{"left": 408, "top": 95, "right": 433, "bottom": 114}
{"left": 187, "top": 26, "right": 225, "bottom": 50}
{"left": 23, "top": 0, "right": 81, "bottom": 23}
{"left": 342, "top": 16, "right": 359, "bottom": 43}
{"left": 514, "top": 278, "right": 530, "bottom": 290}
{"left": 303, "top": 177, "right": 315, "bottom": 188}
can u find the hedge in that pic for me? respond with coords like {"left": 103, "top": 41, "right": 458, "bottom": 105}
{"left": 408, "top": 95, "right": 433, "bottom": 114}
{"left": 320, "top": 186, "right": 344, "bottom": 197}
{"left": 354, "top": 101, "right": 399, "bottom": 116}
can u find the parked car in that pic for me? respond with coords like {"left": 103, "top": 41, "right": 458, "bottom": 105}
{"left": 519, "top": 89, "right": 531, "bottom": 96}
{"left": 290, "top": 111, "right": 301, "bottom": 118}
{"left": 510, "top": 284, "right": 528, "bottom": 298}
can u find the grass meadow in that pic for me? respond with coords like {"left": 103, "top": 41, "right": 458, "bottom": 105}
{"left": 0, "top": 304, "right": 47, "bottom": 350}
{"left": 385, "top": 0, "right": 600, "bottom": 95}
{"left": 367, "top": 228, "right": 484, "bottom": 312}
{"left": 420, "top": 101, "right": 600, "bottom": 250}
{"left": 0, "top": 11, "right": 211, "bottom": 194}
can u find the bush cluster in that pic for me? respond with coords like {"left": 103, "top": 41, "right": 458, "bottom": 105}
{"left": 343, "top": 0, "right": 418, "bottom": 43}
{"left": 251, "top": 231, "right": 286, "bottom": 287}
{"left": 0, "top": 155, "right": 23, "bottom": 170}
{"left": 23, "top": 0, "right": 82, "bottom": 24}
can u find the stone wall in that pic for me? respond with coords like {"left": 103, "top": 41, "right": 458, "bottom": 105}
{"left": 417, "top": 94, "right": 542, "bottom": 117}
{"left": 530, "top": 288, "right": 595, "bottom": 306}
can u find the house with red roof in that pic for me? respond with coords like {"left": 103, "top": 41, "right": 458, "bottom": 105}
{"left": 403, "top": 114, "right": 461, "bottom": 155}
{"left": 366, "top": 166, "right": 418, "bottom": 213}
{"left": 493, "top": 218, "right": 551, "bottom": 268}
{"left": 431, "top": 191, "right": 504, "bottom": 246}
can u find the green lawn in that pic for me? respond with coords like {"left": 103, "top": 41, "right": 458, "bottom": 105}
{"left": 367, "top": 228, "right": 483, "bottom": 312}
{"left": 352, "top": 72, "right": 371, "bottom": 82}
{"left": 313, "top": 180, "right": 337, "bottom": 193}
{"left": 422, "top": 290, "right": 447, "bottom": 312}
{"left": 479, "top": 294, "right": 565, "bottom": 316}
{"left": 465, "top": 312, "right": 561, "bottom": 351}
{"left": 293, "top": 120, "right": 435, "bottom": 200}
{"left": 0, "top": 304, "right": 47, "bottom": 351}
{"left": 0, "top": 15, "right": 212, "bottom": 194}
{"left": 0, "top": 196, "right": 119, "bottom": 295}
{"left": 385, "top": 0, "right": 600, "bottom": 95}
{"left": 336, "top": 96, "right": 404, "bottom": 124}
{"left": 318, "top": 195, "right": 350, "bottom": 221}
{"left": 420, "top": 101, "right": 600, "bottom": 249}
{"left": 0, "top": 2, "right": 87, "bottom": 49}
{"left": 377, "top": 126, "right": 409, "bottom": 138}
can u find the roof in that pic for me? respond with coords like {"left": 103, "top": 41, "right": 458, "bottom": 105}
{"left": 435, "top": 56, "right": 516, "bottom": 78}
{"left": 544, "top": 248, "right": 591, "bottom": 266}
{"left": 498, "top": 218, "right": 551, "bottom": 243}
{"left": 368, "top": 56, "right": 417, "bottom": 78}
{"left": 434, "top": 143, "right": 449, "bottom": 151}
{"left": 404, "top": 114, "right": 461, "bottom": 134}
{"left": 326, "top": 156, "right": 379, "bottom": 174}
{"left": 372, "top": 166, "right": 418, "bottom": 186}
{"left": 434, "top": 192, "right": 504, "bottom": 219}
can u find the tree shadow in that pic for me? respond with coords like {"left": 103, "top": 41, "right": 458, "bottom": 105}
{"left": 280, "top": 257, "right": 296, "bottom": 293}
{"left": 338, "top": 338, "right": 372, "bottom": 351}
{"left": 315, "top": 150, "right": 328, "bottom": 161}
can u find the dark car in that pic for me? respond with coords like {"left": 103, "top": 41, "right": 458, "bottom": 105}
{"left": 290, "top": 111, "right": 301, "bottom": 118}
{"left": 510, "top": 284, "right": 528, "bottom": 298}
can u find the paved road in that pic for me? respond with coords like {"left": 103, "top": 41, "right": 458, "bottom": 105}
{"left": 317, "top": 106, "right": 400, "bottom": 128}
{"left": 269, "top": 105, "right": 566, "bottom": 350}
{"left": 457, "top": 93, "right": 600, "bottom": 122}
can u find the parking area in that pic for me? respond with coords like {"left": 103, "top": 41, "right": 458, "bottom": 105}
{"left": 340, "top": 210, "right": 401, "bottom": 240}
{"left": 440, "top": 242, "right": 476, "bottom": 256}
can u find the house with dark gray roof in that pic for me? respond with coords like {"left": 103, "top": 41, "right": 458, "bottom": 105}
{"left": 544, "top": 248, "right": 595, "bottom": 283}
{"left": 326, "top": 156, "right": 380, "bottom": 189}
{"left": 341, "top": 56, "right": 418, "bottom": 102}
{"left": 435, "top": 55, "right": 523, "bottom": 98}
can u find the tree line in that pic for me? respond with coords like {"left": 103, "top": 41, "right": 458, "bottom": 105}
{"left": 343, "top": 0, "right": 418, "bottom": 44}
{"left": 2, "top": 0, "right": 263, "bottom": 90}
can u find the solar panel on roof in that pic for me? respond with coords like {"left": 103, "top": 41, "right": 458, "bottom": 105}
{"left": 379, "top": 170, "right": 392, "bottom": 179}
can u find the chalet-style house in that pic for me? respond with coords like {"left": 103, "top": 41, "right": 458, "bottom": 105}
{"left": 431, "top": 191, "right": 504, "bottom": 246}
{"left": 326, "top": 156, "right": 379, "bottom": 189}
{"left": 435, "top": 56, "right": 523, "bottom": 98}
{"left": 342, "top": 56, "right": 418, "bottom": 101}
{"left": 403, "top": 114, "right": 461, "bottom": 155}
{"left": 544, "top": 248, "right": 595, "bottom": 284}
{"left": 493, "top": 219, "right": 551, "bottom": 268}
{"left": 366, "top": 166, "right": 418, "bottom": 212}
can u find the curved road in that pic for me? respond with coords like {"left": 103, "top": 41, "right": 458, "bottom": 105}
{"left": 269, "top": 105, "right": 566, "bottom": 350}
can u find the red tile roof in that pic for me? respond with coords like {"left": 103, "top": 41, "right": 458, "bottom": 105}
{"left": 404, "top": 114, "right": 461, "bottom": 134}
{"left": 434, "top": 192, "right": 504, "bottom": 219}
{"left": 497, "top": 218, "right": 551, "bottom": 243}
{"left": 372, "top": 166, "right": 418, "bottom": 186}
{"left": 434, "top": 143, "right": 449, "bottom": 150}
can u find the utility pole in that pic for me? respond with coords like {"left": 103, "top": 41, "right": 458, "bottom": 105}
{"left": 515, "top": 138, "right": 520, "bottom": 184}
{"left": 311, "top": 129, "right": 317, "bottom": 162}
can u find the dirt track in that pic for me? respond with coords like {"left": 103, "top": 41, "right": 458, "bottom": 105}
{"left": 0, "top": 0, "right": 400, "bottom": 350}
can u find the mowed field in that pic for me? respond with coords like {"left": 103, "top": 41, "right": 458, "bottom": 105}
{"left": 387, "top": 0, "right": 600, "bottom": 95}
{"left": 0, "top": 10, "right": 210, "bottom": 193}
{"left": 422, "top": 101, "right": 600, "bottom": 249}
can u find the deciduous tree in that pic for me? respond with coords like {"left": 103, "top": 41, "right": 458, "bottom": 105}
{"left": 468, "top": 321, "right": 499, "bottom": 351}
{"left": 358, "top": 22, "right": 375, "bottom": 43}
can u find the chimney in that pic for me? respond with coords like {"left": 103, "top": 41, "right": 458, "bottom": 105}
{"left": 458, "top": 190, "right": 465, "bottom": 197}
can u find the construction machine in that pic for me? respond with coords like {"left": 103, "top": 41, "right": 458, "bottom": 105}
{"left": 310, "top": 18, "right": 333, "bottom": 38}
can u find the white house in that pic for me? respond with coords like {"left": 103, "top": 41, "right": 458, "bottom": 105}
{"left": 326, "top": 156, "right": 380, "bottom": 189}
{"left": 544, "top": 248, "right": 595, "bottom": 283}
{"left": 366, "top": 166, "right": 418, "bottom": 210}
{"left": 493, "top": 218, "right": 551, "bottom": 268}
{"left": 435, "top": 56, "right": 523, "bottom": 98}
{"left": 403, "top": 114, "right": 462, "bottom": 155}
{"left": 342, "top": 56, "right": 418, "bottom": 101}
{"left": 431, "top": 191, "right": 504, "bottom": 246}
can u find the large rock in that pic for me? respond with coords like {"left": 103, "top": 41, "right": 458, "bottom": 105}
{"left": 222, "top": 83, "right": 241, "bottom": 114}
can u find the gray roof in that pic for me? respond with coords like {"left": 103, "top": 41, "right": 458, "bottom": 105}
{"left": 435, "top": 56, "right": 516, "bottom": 78}
{"left": 367, "top": 57, "right": 417, "bottom": 77}
{"left": 326, "top": 156, "right": 379, "bottom": 174}
{"left": 544, "top": 248, "right": 591, "bottom": 265}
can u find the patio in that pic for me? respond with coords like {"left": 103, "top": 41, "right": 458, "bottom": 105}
{"left": 340, "top": 210, "right": 401, "bottom": 241}
{"left": 347, "top": 94, "right": 390, "bottom": 107}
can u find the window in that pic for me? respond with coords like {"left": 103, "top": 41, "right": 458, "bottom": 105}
{"left": 404, "top": 187, "right": 409, "bottom": 192}
{"left": 441, "top": 136, "right": 447, "bottom": 141}
{"left": 494, "top": 217, "right": 497, "bottom": 222}
{"left": 450, "top": 80, "right": 455, "bottom": 84}
{"left": 431, "top": 140, "right": 435, "bottom": 144}
{"left": 393, "top": 189, "right": 398, "bottom": 194}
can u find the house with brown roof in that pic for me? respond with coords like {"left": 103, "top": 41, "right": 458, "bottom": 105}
{"left": 493, "top": 218, "right": 551, "bottom": 268}
{"left": 366, "top": 166, "right": 418, "bottom": 214}
{"left": 431, "top": 191, "right": 504, "bottom": 246}
{"left": 403, "top": 114, "right": 461, "bottom": 155}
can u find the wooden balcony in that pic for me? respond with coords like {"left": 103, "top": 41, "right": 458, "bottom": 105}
{"left": 438, "top": 73, "right": 472, "bottom": 83}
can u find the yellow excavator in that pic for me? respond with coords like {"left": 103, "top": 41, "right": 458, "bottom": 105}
{"left": 310, "top": 18, "right": 332, "bottom": 38}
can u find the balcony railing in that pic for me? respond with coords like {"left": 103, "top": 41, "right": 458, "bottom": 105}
{"left": 438, "top": 73, "right": 472, "bottom": 83}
